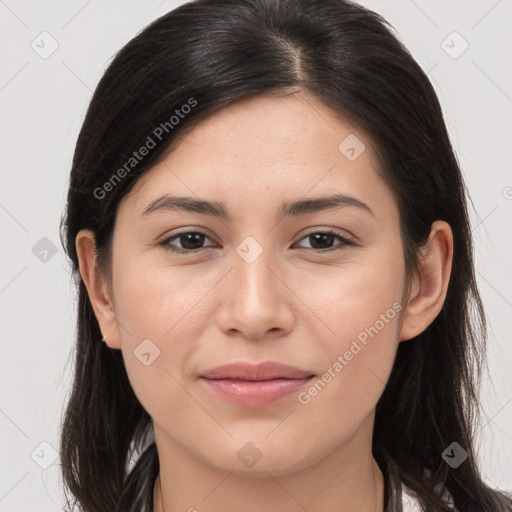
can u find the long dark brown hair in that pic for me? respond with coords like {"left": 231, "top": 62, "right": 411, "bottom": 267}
{"left": 59, "top": 0, "right": 512, "bottom": 510}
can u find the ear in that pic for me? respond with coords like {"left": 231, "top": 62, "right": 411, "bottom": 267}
{"left": 399, "top": 220, "right": 453, "bottom": 342}
{"left": 75, "top": 229, "right": 121, "bottom": 349}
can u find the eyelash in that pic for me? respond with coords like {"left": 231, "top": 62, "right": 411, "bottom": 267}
{"left": 158, "top": 229, "right": 355, "bottom": 255}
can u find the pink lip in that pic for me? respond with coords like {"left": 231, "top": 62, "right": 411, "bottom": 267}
{"left": 200, "top": 361, "right": 315, "bottom": 407}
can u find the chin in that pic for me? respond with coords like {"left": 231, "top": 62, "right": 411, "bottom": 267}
{"left": 198, "top": 439, "right": 317, "bottom": 479}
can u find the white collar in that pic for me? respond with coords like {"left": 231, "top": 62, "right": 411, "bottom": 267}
{"left": 401, "top": 483, "right": 458, "bottom": 511}
{"left": 401, "top": 486, "right": 422, "bottom": 511}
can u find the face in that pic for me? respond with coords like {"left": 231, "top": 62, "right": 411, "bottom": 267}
{"left": 103, "top": 91, "right": 408, "bottom": 476}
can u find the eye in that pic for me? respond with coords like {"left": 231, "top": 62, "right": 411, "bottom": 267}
{"left": 158, "top": 231, "right": 216, "bottom": 254}
{"left": 294, "top": 230, "right": 354, "bottom": 252}
{"left": 158, "top": 229, "right": 354, "bottom": 254}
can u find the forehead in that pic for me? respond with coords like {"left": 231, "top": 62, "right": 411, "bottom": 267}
{"left": 123, "top": 91, "right": 396, "bottom": 222}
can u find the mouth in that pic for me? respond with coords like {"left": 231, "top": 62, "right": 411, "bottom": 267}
{"left": 199, "top": 361, "right": 315, "bottom": 407}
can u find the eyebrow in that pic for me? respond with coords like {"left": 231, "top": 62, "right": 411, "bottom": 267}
{"left": 140, "top": 193, "right": 375, "bottom": 220}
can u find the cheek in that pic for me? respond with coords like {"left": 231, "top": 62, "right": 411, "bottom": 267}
{"left": 296, "top": 249, "right": 404, "bottom": 418}
{"left": 112, "top": 251, "right": 209, "bottom": 341}
{"left": 110, "top": 255, "right": 210, "bottom": 411}
{"left": 302, "top": 242, "right": 405, "bottom": 341}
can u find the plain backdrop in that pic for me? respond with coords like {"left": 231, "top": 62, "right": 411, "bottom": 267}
{"left": 1, "top": 0, "right": 511, "bottom": 510}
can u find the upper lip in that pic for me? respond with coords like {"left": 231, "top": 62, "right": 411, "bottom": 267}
{"left": 201, "top": 361, "right": 315, "bottom": 381}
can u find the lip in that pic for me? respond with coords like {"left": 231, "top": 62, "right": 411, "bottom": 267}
{"left": 201, "top": 361, "right": 314, "bottom": 380}
{"left": 200, "top": 361, "right": 315, "bottom": 407}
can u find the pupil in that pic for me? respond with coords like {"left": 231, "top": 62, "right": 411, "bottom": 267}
{"left": 181, "top": 233, "right": 204, "bottom": 250}
{"left": 310, "top": 233, "right": 334, "bottom": 249}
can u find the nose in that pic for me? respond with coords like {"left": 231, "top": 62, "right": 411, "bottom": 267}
{"left": 215, "top": 248, "right": 295, "bottom": 341}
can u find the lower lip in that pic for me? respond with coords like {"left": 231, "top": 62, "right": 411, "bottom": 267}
{"left": 200, "top": 377, "right": 314, "bottom": 407}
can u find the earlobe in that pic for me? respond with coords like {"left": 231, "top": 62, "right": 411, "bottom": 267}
{"left": 399, "top": 220, "right": 453, "bottom": 342}
{"left": 75, "top": 229, "right": 121, "bottom": 349}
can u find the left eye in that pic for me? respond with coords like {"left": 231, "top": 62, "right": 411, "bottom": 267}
{"left": 294, "top": 230, "right": 354, "bottom": 251}
{"left": 158, "top": 230, "right": 353, "bottom": 254}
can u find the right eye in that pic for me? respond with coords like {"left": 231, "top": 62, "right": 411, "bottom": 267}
{"left": 158, "top": 230, "right": 217, "bottom": 254}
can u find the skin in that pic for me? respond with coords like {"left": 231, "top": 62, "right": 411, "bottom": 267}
{"left": 76, "top": 90, "right": 453, "bottom": 512}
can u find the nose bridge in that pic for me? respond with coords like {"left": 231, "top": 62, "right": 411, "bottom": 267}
{"left": 216, "top": 234, "right": 294, "bottom": 338}
{"left": 233, "top": 235, "right": 280, "bottom": 310}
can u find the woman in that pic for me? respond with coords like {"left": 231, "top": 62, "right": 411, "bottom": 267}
{"left": 59, "top": 0, "right": 512, "bottom": 510}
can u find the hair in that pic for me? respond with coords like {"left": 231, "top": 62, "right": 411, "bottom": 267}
{"left": 58, "top": 0, "right": 512, "bottom": 511}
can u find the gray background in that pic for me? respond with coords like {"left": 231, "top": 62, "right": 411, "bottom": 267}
{"left": 1, "top": 0, "right": 511, "bottom": 510}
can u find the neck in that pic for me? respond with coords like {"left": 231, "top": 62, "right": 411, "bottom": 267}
{"left": 152, "top": 421, "right": 385, "bottom": 512}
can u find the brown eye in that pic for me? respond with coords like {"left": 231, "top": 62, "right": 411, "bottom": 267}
{"left": 159, "top": 231, "right": 215, "bottom": 254}
{"left": 294, "top": 230, "right": 354, "bottom": 252}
